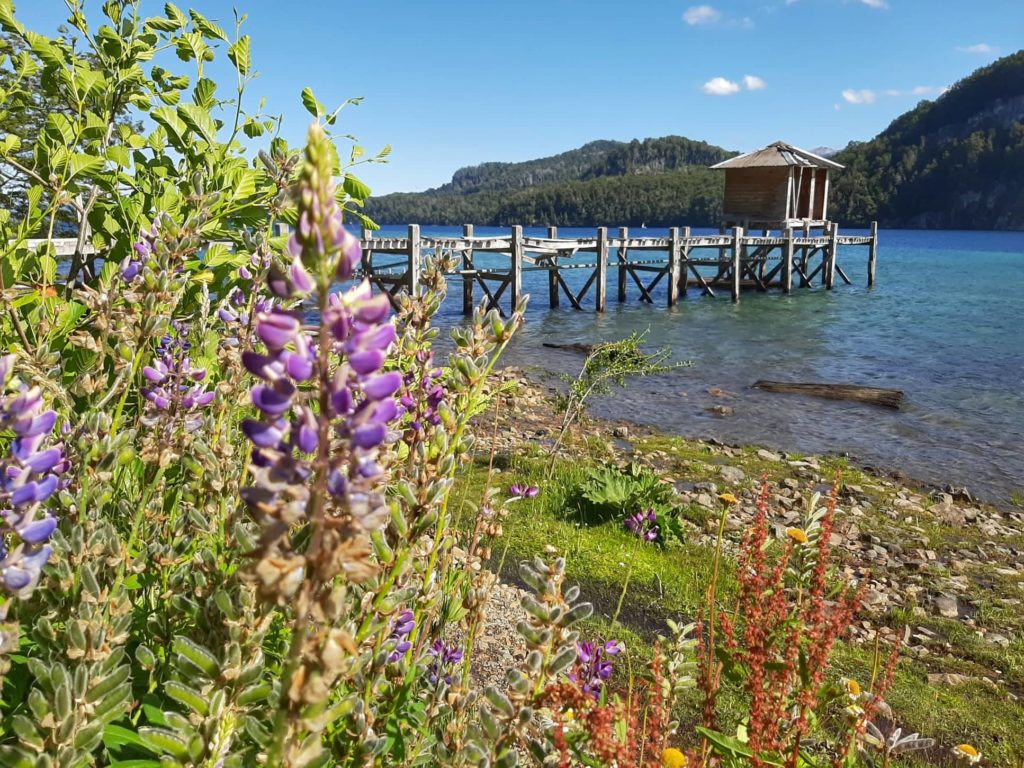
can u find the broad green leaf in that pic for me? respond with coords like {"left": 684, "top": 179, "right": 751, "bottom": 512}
{"left": 193, "top": 77, "right": 216, "bottom": 109}
{"left": 202, "top": 242, "right": 245, "bottom": 268}
{"left": 177, "top": 104, "right": 218, "bottom": 145}
{"left": 163, "top": 2, "right": 188, "bottom": 28}
{"left": 0, "top": 0, "right": 25, "bottom": 34}
{"left": 228, "top": 34, "right": 251, "bottom": 76}
{"left": 24, "top": 32, "right": 64, "bottom": 67}
{"left": 300, "top": 86, "right": 324, "bottom": 118}
{"left": 144, "top": 16, "right": 181, "bottom": 33}
{"left": 66, "top": 154, "right": 104, "bottom": 181}
{"left": 189, "top": 9, "right": 228, "bottom": 41}
{"left": 151, "top": 106, "right": 189, "bottom": 149}
{"left": 105, "top": 145, "right": 131, "bottom": 167}
{"left": 0, "top": 134, "right": 21, "bottom": 156}
{"left": 342, "top": 174, "right": 371, "bottom": 201}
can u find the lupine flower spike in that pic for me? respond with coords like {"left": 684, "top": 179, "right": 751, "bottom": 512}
{"left": 625, "top": 507, "right": 659, "bottom": 541}
{"left": 509, "top": 483, "right": 539, "bottom": 499}
{"left": 0, "top": 355, "right": 66, "bottom": 646}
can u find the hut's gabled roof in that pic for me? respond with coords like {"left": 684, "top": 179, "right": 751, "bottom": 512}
{"left": 711, "top": 141, "right": 844, "bottom": 170}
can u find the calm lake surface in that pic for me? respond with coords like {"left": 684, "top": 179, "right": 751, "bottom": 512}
{"left": 374, "top": 225, "right": 1024, "bottom": 503}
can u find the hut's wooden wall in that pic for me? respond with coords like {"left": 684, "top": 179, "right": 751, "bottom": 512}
{"left": 723, "top": 167, "right": 790, "bottom": 221}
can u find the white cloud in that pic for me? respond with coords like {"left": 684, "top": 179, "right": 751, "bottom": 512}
{"left": 703, "top": 77, "right": 742, "bottom": 96}
{"left": 860, "top": 0, "right": 888, "bottom": 7}
{"left": 956, "top": 43, "right": 996, "bottom": 54}
{"left": 841, "top": 88, "right": 876, "bottom": 105}
{"left": 743, "top": 74, "right": 767, "bottom": 91}
{"left": 883, "top": 85, "right": 947, "bottom": 98}
{"left": 683, "top": 5, "right": 721, "bottom": 25}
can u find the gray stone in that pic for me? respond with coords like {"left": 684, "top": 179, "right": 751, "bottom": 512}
{"left": 933, "top": 594, "right": 960, "bottom": 619}
{"left": 756, "top": 449, "right": 782, "bottom": 462}
{"left": 719, "top": 466, "right": 747, "bottom": 484}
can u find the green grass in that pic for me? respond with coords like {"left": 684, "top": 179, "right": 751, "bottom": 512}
{"left": 451, "top": 428, "right": 1024, "bottom": 766}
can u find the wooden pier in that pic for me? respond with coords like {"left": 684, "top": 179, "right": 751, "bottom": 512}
{"left": 358, "top": 221, "right": 879, "bottom": 314}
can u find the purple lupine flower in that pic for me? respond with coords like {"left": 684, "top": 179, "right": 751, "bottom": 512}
{"left": 140, "top": 321, "right": 216, "bottom": 431}
{"left": 625, "top": 507, "right": 659, "bottom": 542}
{"left": 569, "top": 639, "right": 622, "bottom": 699}
{"left": 509, "top": 484, "right": 540, "bottom": 499}
{"left": 388, "top": 609, "right": 416, "bottom": 662}
{"left": 0, "top": 355, "right": 65, "bottom": 605}
{"left": 427, "top": 639, "right": 464, "bottom": 686}
{"left": 119, "top": 223, "right": 159, "bottom": 283}
{"left": 395, "top": 352, "right": 448, "bottom": 433}
{"left": 239, "top": 123, "right": 398, "bottom": 601}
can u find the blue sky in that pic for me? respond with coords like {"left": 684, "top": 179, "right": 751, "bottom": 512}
{"left": 15, "top": 1, "right": 1019, "bottom": 194}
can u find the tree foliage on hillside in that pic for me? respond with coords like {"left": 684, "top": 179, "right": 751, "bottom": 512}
{"left": 830, "top": 50, "right": 1024, "bottom": 229}
{"left": 366, "top": 136, "right": 733, "bottom": 226}
{"left": 366, "top": 169, "right": 725, "bottom": 227}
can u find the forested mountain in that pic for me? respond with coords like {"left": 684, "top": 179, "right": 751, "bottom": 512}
{"left": 367, "top": 52, "right": 1024, "bottom": 230}
{"left": 364, "top": 137, "right": 736, "bottom": 226}
{"left": 830, "top": 50, "right": 1024, "bottom": 229}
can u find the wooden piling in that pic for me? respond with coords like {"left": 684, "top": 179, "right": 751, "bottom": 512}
{"left": 617, "top": 227, "right": 628, "bottom": 302}
{"left": 868, "top": 220, "right": 878, "bottom": 287}
{"left": 596, "top": 226, "right": 608, "bottom": 312}
{"left": 782, "top": 226, "right": 794, "bottom": 294}
{"left": 510, "top": 225, "right": 523, "bottom": 309}
{"left": 680, "top": 226, "right": 691, "bottom": 298}
{"left": 360, "top": 223, "right": 372, "bottom": 276}
{"left": 825, "top": 221, "right": 838, "bottom": 289}
{"left": 731, "top": 226, "right": 743, "bottom": 303}
{"left": 462, "top": 224, "right": 474, "bottom": 314}
{"left": 548, "top": 225, "right": 560, "bottom": 308}
{"left": 407, "top": 224, "right": 421, "bottom": 296}
{"left": 667, "top": 227, "right": 680, "bottom": 307}
{"left": 801, "top": 222, "right": 811, "bottom": 288}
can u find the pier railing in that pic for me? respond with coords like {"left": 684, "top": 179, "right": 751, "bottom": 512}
{"left": 361, "top": 221, "right": 879, "bottom": 313}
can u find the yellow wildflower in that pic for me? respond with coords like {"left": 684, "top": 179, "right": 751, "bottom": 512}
{"left": 662, "top": 747, "right": 687, "bottom": 768}
{"left": 563, "top": 708, "right": 575, "bottom": 722}
{"left": 844, "top": 704, "right": 865, "bottom": 720}
{"left": 786, "top": 527, "right": 809, "bottom": 544}
{"left": 952, "top": 744, "right": 981, "bottom": 764}
{"left": 718, "top": 492, "right": 738, "bottom": 505}
{"left": 842, "top": 677, "right": 862, "bottom": 698}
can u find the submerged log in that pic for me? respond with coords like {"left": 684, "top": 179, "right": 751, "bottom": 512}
{"left": 752, "top": 380, "right": 904, "bottom": 409}
{"left": 542, "top": 342, "right": 595, "bottom": 355}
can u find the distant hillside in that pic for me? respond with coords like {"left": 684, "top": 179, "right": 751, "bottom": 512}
{"left": 364, "top": 137, "right": 737, "bottom": 227}
{"left": 830, "top": 50, "right": 1024, "bottom": 229}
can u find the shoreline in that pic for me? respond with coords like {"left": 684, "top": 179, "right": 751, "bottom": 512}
{"left": 508, "top": 361, "right": 1016, "bottom": 510}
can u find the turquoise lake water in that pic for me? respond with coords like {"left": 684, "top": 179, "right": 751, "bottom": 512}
{"left": 373, "top": 226, "right": 1024, "bottom": 503}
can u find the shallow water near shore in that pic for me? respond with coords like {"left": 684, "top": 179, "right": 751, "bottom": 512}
{"left": 375, "top": 225, "right": 1024, "bottom": 504}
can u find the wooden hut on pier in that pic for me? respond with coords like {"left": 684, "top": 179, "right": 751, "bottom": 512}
{"left": 711, "top": 141, "right": 843, "bottom": 230}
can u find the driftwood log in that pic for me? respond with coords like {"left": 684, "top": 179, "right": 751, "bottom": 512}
{"left": 752, "top": 380, "right": 904, "bottom": 409}
{"left": 542, "top": 342, "right": 595, "bottom": 354}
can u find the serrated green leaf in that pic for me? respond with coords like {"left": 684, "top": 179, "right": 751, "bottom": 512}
{"left": 24, "top": 31, "right": 63, "bottom": 67}
{"left": 228, "top": 35, "right": 251, "bottom": 76}
{"left": 300, "top": 87, "right": 324, "bottom": 118}
{"left": 193, "top": 77, "right": 216, "bottom": 110}
{"left": 189, "top": 9, "right": 228, "bottom": 41}
{"left": 177, "top": 104, "right": 218, "bottom": 145}
{"left": 342, "top": 174, "right": 371, "bottom": 201}
{"left": 163, "top": 2, "right": 188, "bottom": 28}
{"left": 66, "top": 154, "right": 105, "bottom": 181}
